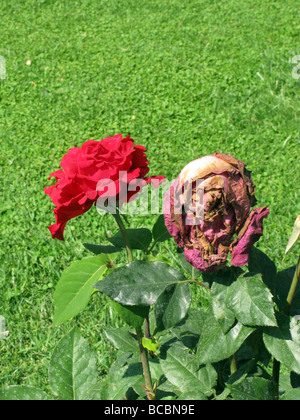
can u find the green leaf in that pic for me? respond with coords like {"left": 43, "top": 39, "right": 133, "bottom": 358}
{"left": 291, "top": 371, "right": 300, "bottom": 388}
{"left": 0, "top": 386, "right": 50, "bottom": 400}
{"left": 202, "top": 266, "right": 244, "bottom": 287}
{"left": 53, "top": 256, "right": 109, "bottom": 325}
{"left": 111, "top": 301, "right": 149, "bottom": 329}
{"left": 196, "top": 306, "right": 254, "bottom": 364}
{"left": 154, "top": 282, "right": 192, "bottom": 331}
{"left": 148, "top": 253, "right": 174, "bottom": 265}
{"left": 160, "top": 342, "right": 217, "bottom": 397}
{"left": 226, "top": 273, "right": 277, "bottom": 327}
{"left": 205, "top": 267, "right": 243, "bottom": 332}
{"left": 109, "top": 228, "right": 152, "bottom": 251}
{"left": 177, "top": 248, "right": 202, "bottom": 279}
{"left": 83, "top": 243, "right": 122, "bottom": 254}
{"left": 49, "top": 327, "right": 98, "bottom": 400}
{"left": 211, "top": 279, "right": 236, "bottom": 333}
{"left": 245, "top": 329, "right": 272, "bottom": 366}
{"left": 248, "top": 247, "right": 277, "bottom": 295}
{"left": 263, "top": 313, "right": 300, "bottom": 375}
{"left": 228, "top": 377, "right": 276, "bottom": 400}
{"left": 178, "top": 390, "right": 207, "bottom": 400}
{"left": 152, "top": 214, "right": 171, "bottom": 243}
{"left": 156, "top": 377, "right": 180, "bottom": 396}
{"left": 101, "top": 352, "right": 143, "bottom": 400}
{"left": 280, "top": 388, "right": 300, "bottom": 400}
{"left": 171, "top": 308, "right": 205, "bottom": 350}
{"left": 105, "top": 327, "right": 139, "bottom": 353}
{"left": 226, "top": 359, "right": 258, "bottom": 387}
{"left": 94, "top": 261, "right": 185, "bottom": 307}
{"left": 142, "top": 337, "right": 159, "bottom": 352}
{"left": 275, "top": 266, "right": 300, "bottom": 316}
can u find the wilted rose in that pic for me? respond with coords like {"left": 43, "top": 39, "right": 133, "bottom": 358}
{"left": 45, "top": 134, "right": 164, "bottom": 240}
{"left": 163, "top": 152, "right": 269, "bottom": 272}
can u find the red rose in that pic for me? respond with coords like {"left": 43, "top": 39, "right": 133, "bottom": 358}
{"left": 45, "top": 134, "right": 164, "bottom": 240}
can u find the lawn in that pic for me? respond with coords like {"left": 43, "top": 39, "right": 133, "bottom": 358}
{"left": 0, "top": 0, "right": 299, "bottom": 393}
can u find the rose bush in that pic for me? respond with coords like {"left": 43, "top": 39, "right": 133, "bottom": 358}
{"left": 2, "top": 137, "right": 300, "bottom": 401}
{"left": 45, "top": 134, "right": 164, "bottom": 240}
{"left": 163, "top": 152, "right": 269, "bottom": 272}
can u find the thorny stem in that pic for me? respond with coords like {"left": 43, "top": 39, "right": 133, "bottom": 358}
{"left": 136, "top": 327, "right": 155, "bottom": 400}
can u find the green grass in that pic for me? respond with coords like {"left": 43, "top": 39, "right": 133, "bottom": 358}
{"left": 0, "top": 0, "right": 299, "bottom": 392}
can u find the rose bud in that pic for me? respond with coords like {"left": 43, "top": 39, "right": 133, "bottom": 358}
{"left": 163, "top": 152, "right": 269, "bottom": 272}
{"left": 45, "top": 134, "right": 164, "bottom": 240}
{"left": 283, "top": 214, "right": 300, "bottom": 263}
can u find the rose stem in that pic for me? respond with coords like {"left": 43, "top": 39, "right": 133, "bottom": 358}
{"left": 193, "top": 279, "right": 211, "bottom": 290}
{"left": 136, "top": 327, "right": 155, "bottom": 400}
{"left": 273, "top": 256, "right": 300, "bottom": 399}
{"left": 145, "top": 315, "right": 155, "bottom": 358}
{"left": 230, "top": 355, "right": 237, "bottom": 375}
{"left": 145, "top": 316, "right": 151, "bottom": 340}
{"left": 272, "top": 359, "right": 281, "bottom": 400}
{"left": 112, "top": 212, "right": 154, "bottom": 398}
{"left": 112, "top": 212, "right": 133, "bottom": 263}
{"left": 284, "top": 255, "right": 300, "bottom": 315}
